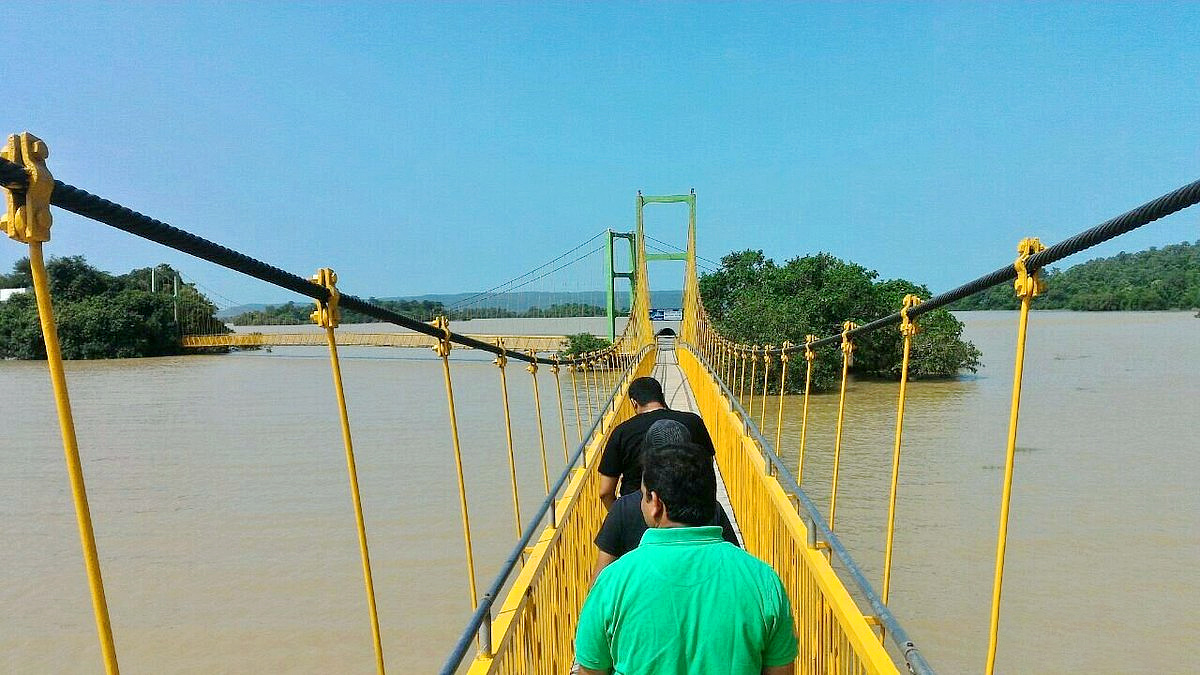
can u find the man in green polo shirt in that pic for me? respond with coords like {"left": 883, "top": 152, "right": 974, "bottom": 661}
{"left": 575, "top": 442, "right": 798, "bottom": 674}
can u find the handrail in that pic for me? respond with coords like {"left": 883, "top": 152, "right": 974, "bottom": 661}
{"left": 680, "top": 340, "right": 933, "bottom": 675}
{"left": 439, "top": 343, "right": 653, "bottom": 674}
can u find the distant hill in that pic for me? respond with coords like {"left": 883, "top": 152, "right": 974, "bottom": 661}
{"left": 951, "top": 240, "right": 1199, "bottom": 311}
{"left": 218, "top": 290, "right": 685, "bottom": 319}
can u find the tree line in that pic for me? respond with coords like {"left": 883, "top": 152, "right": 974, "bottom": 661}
{"left": 700, "top": 250, "right": 982, "bottom": 392}
{"left": 0, "top": 256, "right": 225, "bottom": 359}
{"left": 951, "top": 240, "right": 1199, "bottom": 311}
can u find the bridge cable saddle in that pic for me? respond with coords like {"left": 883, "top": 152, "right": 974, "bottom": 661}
{"left": 309, "top": 268, "right": 340, "bottom": 328}
{"left": 1, "top": 132, "right": 53, "bottom": 243}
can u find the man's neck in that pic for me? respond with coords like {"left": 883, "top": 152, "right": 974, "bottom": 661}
{"left": 636, "top": 402, "right": 666, "bottom": 414}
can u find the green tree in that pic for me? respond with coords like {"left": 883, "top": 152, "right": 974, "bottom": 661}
{"left": 701, "top": 250, "right": 981, "bottom": 392}
{"left": 0, "top": 257, "right": 32, "bottom": 288}
{"left": 0, "top": 256, "right": 226, "bottom": 359}
{"left": 952, "top": 240, "right": 1200, "bottom": 311}
{"left": 559, "top": 333, "right": 612, "bottom": 358}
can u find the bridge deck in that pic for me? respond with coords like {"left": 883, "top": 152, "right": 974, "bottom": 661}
{"left": 652, "top": 340, "right": 742, "bottom": 542}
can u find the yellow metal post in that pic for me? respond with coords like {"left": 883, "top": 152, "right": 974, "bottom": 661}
{"left": 986, "top": 238, "right": 1046, "bottom": 675}
{"left": 760, "top": 346, "right": 771, "bottom": 432}
{"left": 581, "top": 358, "right": 595, "bottom": 428}
{"left": 551, "top": 358, "right": 570, "bottom": 464}
{"left": 493, "top": 343, "right": 523, "bottom": 539}
{"left": 775, "top": 343, "right": 790, "bottom": 457}
{"left": 748, "top": 346, "right": 758, "bottom": 421}
{"left": 569, "top": 360, "right": 583, "bottom": 443}
{"left": 738, "top": 349, "right": 747, "bottom": 404}
{"left": 828, "top": 321, "right": 857, "bottom": 531}
{"left": 4, "top": 133, "right": 121, "bottom": 675}
{"left": 797, "top": 335, "right": 818, "bottom": 484}
{"left": 527, "top": 353, "right": 551, "bottom": 495}
{"left": 882, "top": 295, "right": 921, "bottom": 611}
{"left": 433, "top": 316, "right": 479, "bottom": 608}
{"left": 311, "top": 268, "right": 385, "bottom": 674}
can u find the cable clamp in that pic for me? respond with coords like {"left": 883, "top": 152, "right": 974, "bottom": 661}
{"left": 550, "top": 355, "right": 561, "bottom": 375}
{"left": 804, "top": 334, "right": 818, "bottom": 362}
{"left": 432, "top": 315, "right": 452, "bottom": 357}
{"left": 900, "top": 294, "right": 922, "bottom": 338}
{"left": 493, "top": 339, "right": 507, "bottom": 369}
{"left": 1014, "top": 237, "right": 1047, "bottom": 300}
{"left": 840, "top": 321, "right": 858, "bottom": 358}
{"left": 763, "top": 345, "right": 773, "bottom": 366}
{"left": 1, "top": 132, "right": 53, "bottom": 243}
{"left": 526, "top": 349, "right": 538, "bottom": 374}
{"left": 309, "top": 268, "right": 340, "bottom": 328}
{"left": 779, "top": 341, "right": 791, "bottom": 363}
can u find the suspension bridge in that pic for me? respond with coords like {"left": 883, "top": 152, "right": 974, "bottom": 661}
{"left": 3, "top": 131, "right": 1198, "bottom": 674}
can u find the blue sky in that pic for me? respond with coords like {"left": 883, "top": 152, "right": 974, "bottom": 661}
{"left": 1, "top": 2, "right": 1196, "bottom": 306}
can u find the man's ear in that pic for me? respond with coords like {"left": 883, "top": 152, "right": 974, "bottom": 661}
{"left": 648, "top": 490, "right": 665, "bottom": 522}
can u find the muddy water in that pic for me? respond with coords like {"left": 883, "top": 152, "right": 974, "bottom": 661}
{"left": 1, "top": 312, "right": 1196, "bottom": 673}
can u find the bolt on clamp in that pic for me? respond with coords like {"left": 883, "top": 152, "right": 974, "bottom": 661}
{"left": 1014, "top": 237, "right": 1047, "bottom": 300}
{"left": 900, "top": 294, "right": 923, "bottom": 338}
{"left": 804, "top": 334, "right": 818, "bottom": 361}
{"left": 432, "top": 315, "right": 452, "bottom": 357}
{"left": 309, "top": 268, "right": 341, "bottom": 328}
{"left": 2, "top": 132, "right": 53, "bottom": 243}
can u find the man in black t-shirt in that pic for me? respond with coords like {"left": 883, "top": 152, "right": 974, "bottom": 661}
{"left": 593, "top": 420, "right": 738, "bottom": 579}
{"left": 597, "top": 376, "right": 715, "bottom": 509}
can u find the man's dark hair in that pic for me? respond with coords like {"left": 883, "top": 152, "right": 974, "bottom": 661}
{"left": 641, "top": 442, "right": 716, "bottom": 526}
{"left": 628, "top": 376, "right": 666, "bottom": 406}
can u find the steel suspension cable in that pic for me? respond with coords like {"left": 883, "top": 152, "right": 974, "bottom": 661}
{"left": 448, "top": 230, "right": 605, "bottom": 311}
{"left": 0, "top": 156, "right": 584, "bottom": 366}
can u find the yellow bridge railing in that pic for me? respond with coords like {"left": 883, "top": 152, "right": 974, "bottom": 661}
{"left": 677, "top": 344, "right": 899, "bottom": 673}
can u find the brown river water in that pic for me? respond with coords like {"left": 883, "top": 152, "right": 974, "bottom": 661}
{"left": 2, "top": 312, "right": 1196, "bottom": 673}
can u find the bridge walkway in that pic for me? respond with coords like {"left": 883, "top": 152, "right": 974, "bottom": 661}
{"left": 651, "top": 337, "right": 742, "bottom": 542}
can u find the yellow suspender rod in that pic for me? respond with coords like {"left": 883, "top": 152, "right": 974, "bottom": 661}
{"left": 774, "top": 344, "right": 790, "bottom": 458}
{"left": 797, "top": 336, "right": 817, "bottom": 485}
{"left": 986, "top": 238, "right": 1045, "bottom": 674}
{"left": 433, "top": 317, "right": 478, "bottom": 608}
{"left": 569, "top": 361, "right": 583, "bottom": 444}
{"left": 5, "top": 134, "right": 120, "bottom": 675}
{"left": 493, "top": 344, "right": 523, "bottom": 540}
{"left": 882, "top": 296, "right": 921, "bottom": 611}
{"left": 828, "top": 321, "right": 857, "bottom": 531}
{"left": 527, "top": 353, "right": 551, "bottom": 495}
{"left": 747, "top": 346, "right": 758, "bottom": 421}
{"left": 759, "top": 347, "right": 771, "bottom": 432}
{"left": 551, "top": 358, "right": 570, "bottom": 464}
{"left": 310, "top": 268, "right": 385, "bottom": 674}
